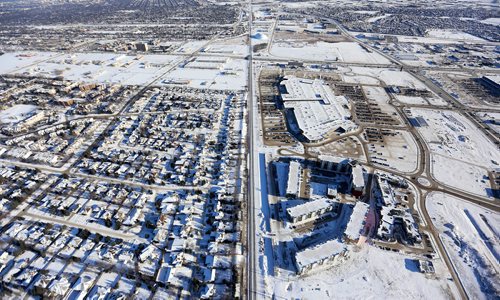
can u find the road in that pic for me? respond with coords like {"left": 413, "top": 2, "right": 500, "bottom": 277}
{"left": 22, "top": 212, "right": 144, "bottom": 242}
{"left": 246, "top": 0, "right": 258, "bottom": 299}
{"left": 254, "top": 11, "right": 500, "bottom": 299}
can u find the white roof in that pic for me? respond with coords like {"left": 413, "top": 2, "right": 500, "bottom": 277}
{"left": 281, "top": 76, "right": 356, "bottom": 141}
{"left": 352, "top": 164, "right": 365, "bottom": 188}
{"left": 286, "top": 161, "right": 301, "bottom": 196}
{"left": 484, "top": 75, "right": 500, "bottom": 85}
{"left": 295, "top": 239, "right": 346, "bottom": 269}
{"left": 344, "top": 202, "right": 369, "bottom": 240}
{"left": 287, "top": 198, "right": 333, "bottom": 218}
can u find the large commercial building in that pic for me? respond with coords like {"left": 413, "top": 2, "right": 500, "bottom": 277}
{"left": 280, "top": 76, "right": 357, "bottom": 142}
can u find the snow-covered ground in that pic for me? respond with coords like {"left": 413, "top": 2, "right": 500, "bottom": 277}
{"left": 0, "top": 51, "right": 247, "bottom": 90}
{"left": 394, "top": 95, "right": 428, "bottom": 105}
{"left": 203, "top": 41, "right": 249, "bottom": 57}
{"left": 411, "top": 108, "right": 499, "bottom": 198}
{"left": 270, "top": 41, "right": 391, "bottom": 64}
{"left": 476, "top": 112, "right": 500, "bottom": 135}
{"left": 0, "top": 104, "right": 38, "bottom": 124}
{"left": 432, "top": 155, "right": 493, "bottom": 198}
{"left": 426, "top": 29, "right": 485, "bottom": 42}
{"left": 270, "top": 244, "right": 454, "bottom": 299}
{"left": 171, "top": 41, "right": 208, "bottom": 54}
{"left": 0, "top": 52, "right": 58, "bottom": 73}
{"left": 348, "top": 67, "right": 428, "bottom": 88}
{"left": 8, "top": 52, "right": 181, "bottom": 85}
{"left": 427, "top": 192, "right": 500, "bottom": 299}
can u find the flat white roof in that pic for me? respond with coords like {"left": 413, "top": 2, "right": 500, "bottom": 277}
{"left": 281, "top": 76, "right": 356, "bottom": 141}
{"left": 287, "top": 197, "right": 333, "bottom": 218}
{"left": 352, "top": 164, "right": 365, "bottom": 188}
{"left": 344, "top": 202, "right": 369, "bottom": 240}
{"left": 286, "top": 161, "right": 301, "bottom": 196}
{"left": 295, "top": 239, "right": 346, "bottom": 268}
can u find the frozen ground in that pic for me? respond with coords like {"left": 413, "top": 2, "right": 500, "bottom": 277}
{"left": 348, "top": 67, "right": 428, "bottom": 88}
{"left": 171, "top": 41, "right": 208, "bottom": 54}
{"left": 426, "top": 29, "right": 486, "bottom": 42}
{"left": 427, "top": 192, "right": 500, "bottom": 300}
{"left": 9, "top": 52, "right": 181, "bottom": 85}
{"left": 411, "top": 108, "right": 499, "bottom": 198}
{"left": 0, "top": 104, "right": 37, "bottom": 124}
{"left": 203, "top": 38, "right": 249, "bottom": 56}
{"left": 349, "top": 32, "right": 476, "bottom": 45}
{"left": 0, "top": 51, "right": 248, "bottom": 90}
{"left": 394, "top": 95, "right": 448, "bottom": 106}
{"left": 270, "top": 41, "right": 391, "bottom": 64}
{"left": 432, "top": 155, "right": 494, "bottom": 198}
{"left": 0, "top": 52, "right": 58, "bottom": 73}
{"left": 270, "top": 245, "right": 454, "bottom": 299}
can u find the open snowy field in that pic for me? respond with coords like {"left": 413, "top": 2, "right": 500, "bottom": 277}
{"left": 348, "top": 67, "right": 427, "bottom": 88}
{"left": 270, "top": 41, "right": 391, "bottom": 64}
{"left": 411, "top": 108, "right": 499, "bottom": 198}
{"left": 270, "top": 245, "right": 455, "bottom": 299}
{"left": 0, "top": 104, "right": 38, "bottom": 124}
{"left": 427, "top": 192, "right": 500, "bottom": 299}
{"left": 0, "top": 52, "right": 59, "bottom": 74}
{"left": 432, "top": 155, "right": 494, "bottom": 198}
{"left": 480, "top": 18, "right": 500, "bottom": 26}
{"left": 6, "top": 52, "right": 182, "bottom": 85}
{"left": 426, "top": 29, "right": 486, "bottom": 42}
